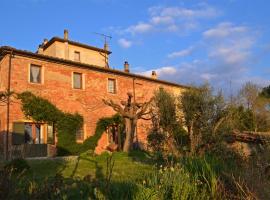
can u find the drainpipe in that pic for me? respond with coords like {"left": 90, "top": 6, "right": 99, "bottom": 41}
{"left": 132, "top": 78, "right": 139, "bottom": 147}
{"left": 5, "top": 50, "right": 13, "bottom": 160}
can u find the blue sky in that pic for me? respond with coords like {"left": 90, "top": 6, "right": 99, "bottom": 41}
{"left": 1, "top": 0, "right": 270, "bottom": 94}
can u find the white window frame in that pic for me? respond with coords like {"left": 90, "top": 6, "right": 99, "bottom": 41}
{"left": 72, "top": 72, "right": 85, "bottom": 90}
{"left": 107, "top": 78, "right": 116, "bottom": 94}
{"left": 28, "top": 64, "right": 44, "bottom": 84}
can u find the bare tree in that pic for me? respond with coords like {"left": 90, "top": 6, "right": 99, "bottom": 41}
{"left": 103, "top": 92, "right": 153, "bottom": 152}
{"left": 239, "top": 82, "right": 260, "bottom": 110}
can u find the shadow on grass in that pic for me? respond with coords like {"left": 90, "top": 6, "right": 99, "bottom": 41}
{"left": 127, "top": 150, "right": 154, "bottom": 165}
{"left": 70, "top": 155, "right": 139, "bottom": 199}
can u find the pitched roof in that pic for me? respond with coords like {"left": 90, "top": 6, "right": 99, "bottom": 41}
{"left": 0, "top": 46, "right": 190, "bottom": 89}
{"left": 42, "top": 37, "right": 112, "bottom": 55}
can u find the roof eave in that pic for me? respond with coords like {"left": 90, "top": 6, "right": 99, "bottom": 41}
{"left": 42, "top": 37, "right": 112, "bottom": 55}
{"left": 0, "top": 46, "right": 190, "bottom": 89}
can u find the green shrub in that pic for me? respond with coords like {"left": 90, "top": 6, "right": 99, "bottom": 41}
{"left": 18, "top": 92, "right": 84, "bottom": 156}
{"left": 57, "top": 113, "right": 83, "bottom": 156}
{"left": 4, "top": 158, "right": 31, "bottom": 174}
{"left": 18, "top": 91, "right": 125, "bottom": 155}
{"left": 137, "top": 158, "right": 222, "bottom": 200}
{"left": 147, "top": 131, "right": 165, "bottom": 152}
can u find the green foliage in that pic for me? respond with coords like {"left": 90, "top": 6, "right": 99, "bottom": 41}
{"left": 260, "top": 85, "right": 270, "bottom": 98}
{"left": 18, "top": 91, "right": 61, "bottom": 123}
{"left": 0, "top": 171, "right": 96, "bottom": 199}
{"left": 152, "top": 88, "right": 188, "bottom": 153}
{"left": 18, "top": 91, "right": 84, "bottom": 155}
{"left": 18, "top": 91, "right": 125, "bottom": 155}
{"left": 228, "top": 106, "right": 255, "bottom": 131}
{"left": 96, "top": 114, "right": 123, "bottom": 131}
{"left": 4, "top": 158, "right": 31, "bottom": 174}
{"left": 180, "top": 85, "right": 226, "bottom": 136}
{"left": 80, "top": 114, "right": 124, "bottom": 153}
{"left": 154, "top": 88, "right": 178, "bottom": 132}
{"left": 138, "top": 158, "right": 221, "bottom": 200}
{"left": 147, "top": 131, "right": 165, "bottom": 152}
{"left": 180, "top": 85, "right": 226, "bottom": 154}
{"left": 1, "top": 151, "right": 262, "bottom": 199}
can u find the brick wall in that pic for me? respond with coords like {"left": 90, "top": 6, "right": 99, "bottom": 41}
{"left": 0, "top": 54, "right": 186, "bottom": 150}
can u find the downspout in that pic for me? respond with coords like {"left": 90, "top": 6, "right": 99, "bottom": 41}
{"left": 132, "top": 78, "right": 139, "bottom": 147}
{"left": 5, "top": 50, "right": 13, "bottom": 160}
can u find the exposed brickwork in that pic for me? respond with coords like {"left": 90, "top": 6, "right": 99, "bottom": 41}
{"left": 0, "top": 53, "right": 186, "bottom": 153}
{"left": 94, "top": 132, "right": 108, "bottom": 154}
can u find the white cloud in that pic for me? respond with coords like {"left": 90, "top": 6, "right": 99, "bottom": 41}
{"left": 168, "top": 47, "right": 193, "bottom": 58}
{"left": 112, "top": 4, "right": 220, "bottom": 35}
{"left": 203, "top": 22, "right": 248, "bottom": 38}
{"left": 149, "top": 5, "right": 219, "bottom": 19}
{"left": 141, "top": 66, "right": 177, "bottom": 77}
{"left": 125, "top": 22, "right": 153, "bottom": 35}
{"left": 203, "top": 22, "right": 255, "bottom": 65}
{"left": 150, "top": 16, "right": 173, "bottom": 25}
{"left": 118, "top": 38, "right": 132, "bottom": 48}
{"left": 139, "top": 22, "right": 268, "bottom": 94}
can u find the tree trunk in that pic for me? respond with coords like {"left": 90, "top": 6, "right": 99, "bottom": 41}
{"left": 123, "top": 118, "right": 136, "bottom": 152}
{"left": 117, "top": 125, "right": 122, "bottom": 150}
{"left": 189, "top": 120, "right": 196, "bottom": 155}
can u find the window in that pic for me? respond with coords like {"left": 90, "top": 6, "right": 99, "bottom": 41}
{"left": 108, "top": 78, "right": 116, "bottom": 94}
{"left": 12, "top": 122, "right": 50, "bottom": 145}
{"left": 30, "top": 64, "right": 41, "bottom": 83}
{"left": 47, "top": 124, "right": 55, "bottom": 144}
{"left": 76, "top": 127, "right": 84, "bottom": 141}
{"left": 74, "top": 51, "right": 80, "bottom": 62}
{"left": 73, "top": 72, "right": 82, "bottom": 89}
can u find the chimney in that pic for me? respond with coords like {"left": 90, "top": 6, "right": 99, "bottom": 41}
{"left": 43, "top": 39, "right": 48, "bottom": 45}
{"left": 64, "top": 29, "right": 69, "bottom": 40}
{"left": 151, "top": 71, "right": 157, "bottom": 79}
{"left": 37, "top": 44, "right": 43, "bottom": 54}
{"left": 124, "top": 61, "right": 129, "bottom": 72}
{"left": 104, "top": 42, "right": 109, "bottom": 51}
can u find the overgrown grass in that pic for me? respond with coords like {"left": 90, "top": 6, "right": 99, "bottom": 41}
{"left": 1, "top": 150, "right": 269, "bottom": 199}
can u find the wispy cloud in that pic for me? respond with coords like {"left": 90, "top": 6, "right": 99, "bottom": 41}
{"left": 118, "top": 38, "right": 132, "bottom": 48}
{"left": 140, "top": 22, "right": 269, "bottom": 93}
{"left": 112, "top": 4, "right": 220, "bottom": 35}
{"left": 148, "top": 4, "right": 219, "bottom": 19}
{"left": 204, "top": 22, "right": 255, "bottom": 66}
{"left": 168, "top": 46, "right": 193, "bottom": 58}
{"left": 125, "top": 23, "right": 153, "bottom": 35}
{"left": 203, "top": 22, "right": 248, "bottom": 38}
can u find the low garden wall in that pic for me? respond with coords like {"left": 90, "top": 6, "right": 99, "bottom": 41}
{"left": 9, "top": 144, "right": 57, "bottom": 159}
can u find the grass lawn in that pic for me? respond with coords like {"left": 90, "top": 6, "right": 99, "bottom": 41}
{"left": 28, "top": 151, "right": 154, "bottom": 182}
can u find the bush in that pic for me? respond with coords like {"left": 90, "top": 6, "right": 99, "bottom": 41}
{"left": 137, "top": 158, "right": 222, "bottom": 200}
{"left": 18, "top": 92, "right": 84, "bottom": 156}
{"left": 4, "top": 158, "right": 31, "bottom": 174}
{"left": 147, "top": 131, "right": 165, "bottom": 152}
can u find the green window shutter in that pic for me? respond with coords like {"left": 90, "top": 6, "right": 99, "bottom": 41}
{"left": 12, "top": 122, "right": 25, "bottom": 145}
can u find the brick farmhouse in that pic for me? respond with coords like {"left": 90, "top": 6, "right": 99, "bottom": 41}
{"left": 0, "top": 30, "right": 188, "bottom": 157}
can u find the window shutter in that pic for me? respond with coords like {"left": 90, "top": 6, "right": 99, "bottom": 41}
{"left": 12, "top": 122, "right": 25, "bottom": 145}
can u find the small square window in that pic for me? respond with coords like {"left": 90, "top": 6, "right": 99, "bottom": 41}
{"left": 76, "top": 127, "right": 84, "bottom": 141}
{"left": 108, "top": 79, "right": 116, "bottom": 94}
{"left": 73, "top": 72, "right": 82, "bottom": 89}
{"left": 30, "top": 64, "right": 41, "bottom": 83}
{"left": 74, "top": 51, "right": 80, "bottom": 62}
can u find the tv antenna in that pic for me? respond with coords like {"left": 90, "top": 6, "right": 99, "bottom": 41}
{"left": 93, "top": 32, "right": 112, "bottom": 68}
{"left": 93, "top": 32, "right": 112, "bottom": 46}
